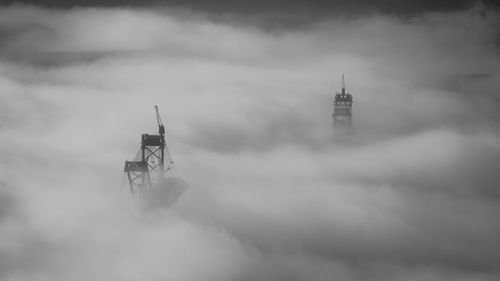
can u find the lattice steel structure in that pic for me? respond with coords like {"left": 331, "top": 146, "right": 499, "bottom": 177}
{"left": 124, "top": 106, "right": 174, "bottom": 194}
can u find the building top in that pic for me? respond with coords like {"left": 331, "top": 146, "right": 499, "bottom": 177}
{"left": 334, "top": 74, "right": 353, "bottom": 103}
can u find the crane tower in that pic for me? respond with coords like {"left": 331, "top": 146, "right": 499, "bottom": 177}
{"left": 123, "top": 106, "right": 175, "bottom": 194}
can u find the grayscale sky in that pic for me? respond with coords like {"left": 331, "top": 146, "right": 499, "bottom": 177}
{"left": 0, "top": 1, "right": 500, "bottom": 281}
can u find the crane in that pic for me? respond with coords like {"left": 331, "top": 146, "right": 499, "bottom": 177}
{"left": 124, "top": 105, "right": 175, "bottom": 193}
{"left": 154, "top": 105, "right": 174, "bottom": 172}
{"left": 122, "top": 106, "right": 187, "bottom": 208}
{"left": 155, "top": 105, "right": 165, "bottom": 136}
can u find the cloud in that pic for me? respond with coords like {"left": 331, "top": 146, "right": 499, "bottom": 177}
{"left": 0, "top": 3, "right": 499, "bottom": 281}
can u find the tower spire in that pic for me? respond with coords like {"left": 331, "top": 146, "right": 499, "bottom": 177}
{"left": 342, "top": 73, "right": 345, "bottom": 94}
{"left": 333, "top": 73, "right": 353, "bottom": 128}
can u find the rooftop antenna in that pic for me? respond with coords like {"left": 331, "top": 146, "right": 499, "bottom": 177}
{"left": 342, "top": 73, "right": 346, "bottom": 95}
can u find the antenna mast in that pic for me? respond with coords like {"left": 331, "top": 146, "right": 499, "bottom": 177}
{"left": 342, "top": 73, "right": 346, "bottom": 94}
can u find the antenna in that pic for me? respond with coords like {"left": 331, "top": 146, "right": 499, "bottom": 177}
{"left": 342, "top": 73, "right": 346, "bottom": 94}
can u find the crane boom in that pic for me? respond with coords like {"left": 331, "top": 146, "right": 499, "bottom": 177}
{"left": 154, "top": 105, "right": 174, "bottom": 169}
{"left": 154, "top": 105, "right": 165, "bottom": 135}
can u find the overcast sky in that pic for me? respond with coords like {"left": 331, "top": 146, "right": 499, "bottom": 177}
{"left": 3, "top": 0, "right": 500, "bottom": 18}
{"left": 1, "top": 1, "right": 500, "bottom": 281}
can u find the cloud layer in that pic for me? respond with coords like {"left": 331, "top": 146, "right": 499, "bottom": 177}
{"left": 1, "top": 3, "right": 500, "bottom": 281}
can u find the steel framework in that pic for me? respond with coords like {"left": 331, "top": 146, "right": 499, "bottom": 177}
{"left": 123, "top": 106, "right": 174, "bottom": 194}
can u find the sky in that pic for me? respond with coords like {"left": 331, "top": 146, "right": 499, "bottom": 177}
{"left": 1, "top": 0, "right": 498, "bottom": 14}
{"left": 1, "top": 1, "right": 500, "bottom": 281}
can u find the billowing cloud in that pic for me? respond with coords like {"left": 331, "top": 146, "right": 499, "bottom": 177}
{"left": 0, "top": 3, "right": 499, "bottom": 281}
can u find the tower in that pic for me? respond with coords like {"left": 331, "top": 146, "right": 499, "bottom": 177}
{"left": 123, "top": 106, "right": 187, "bottom": 209}
{"left": 123, "top": 105, "right": 174, "bottom": 194}
{"left": 332, "top": 74, "right": 353, "bottom": 128}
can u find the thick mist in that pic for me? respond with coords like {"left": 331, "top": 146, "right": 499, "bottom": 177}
{"left": 1, "top": 3, "right": 499, "bottom": 281}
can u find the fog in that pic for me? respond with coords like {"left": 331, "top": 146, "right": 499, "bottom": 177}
{"left": 1, "top": 3, "right": 499, "bottom": 281}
